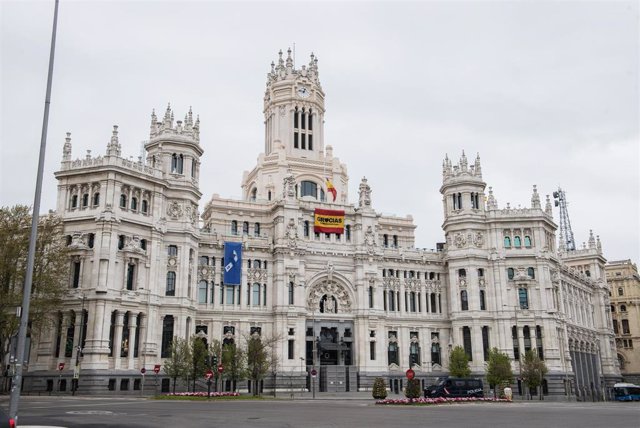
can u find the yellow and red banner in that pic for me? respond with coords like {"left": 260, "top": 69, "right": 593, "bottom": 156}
{"left": 314, "top": 208, "right": 345, "bottom": 234}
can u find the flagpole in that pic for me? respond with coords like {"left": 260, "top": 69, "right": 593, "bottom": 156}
{"left": 9, "top": 0, "right": 60, "bottom": 422}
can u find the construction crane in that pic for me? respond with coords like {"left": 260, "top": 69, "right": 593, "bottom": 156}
{"left": 553, "top": 187, "right": 576, "bottom": 251}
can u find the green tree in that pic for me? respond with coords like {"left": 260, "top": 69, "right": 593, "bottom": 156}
{"left": 245, "top": 333, "right": 279, "bottom": 396}
{"left": 163, "top": 337, "right": 189, "bottom": 393}
{"left": 189, "top": 335, "right": 209, "bottom": 392}
{"left": 0, "top": 206, "right": 69, "bottom": 387}
{"left": 221, "top": 341, "right": 246, "bottom": 392}
{"left": 485, "top": 347, "right": 513, "bottom": 398}
{"left": 405, "top": 378, "right": 421, "bottom": 400}
{"left": 521, "top": 350, "right": 548, "bottom": 400}
{"left": 448, "top": 346, "right": 471, "bottom": 377}
{"left": 372, "top": 377, "right": 388, "bottom": 399}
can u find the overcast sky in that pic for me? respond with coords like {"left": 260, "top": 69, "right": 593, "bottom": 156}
{"left": 1, "top": 0, "right": 638, "bottom": 263}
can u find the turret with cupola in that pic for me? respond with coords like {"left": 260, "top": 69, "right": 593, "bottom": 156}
{"left": 241, "top": 49, "right": 348, "bottom": 205}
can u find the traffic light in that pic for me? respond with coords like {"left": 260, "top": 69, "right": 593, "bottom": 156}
{"left": 212, "top": 355, "right": 218, "bottom": 366}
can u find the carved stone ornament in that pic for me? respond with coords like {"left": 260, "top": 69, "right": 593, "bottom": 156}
{"left": 285, "top": 218, "right": 298, "bottom": 249}
{"left": 279, "top": 105, "right": 286, "bottom": 117}
{"left": 68, "top": 232, "right": 88, "bottom": 249}
{"left": 473, "top": 231, "right": 484, "bottom": 248}
{"left": 283, "top": 171, "right": 296, "bottom": 199}
{"left": 307, "top": 280, "right": 352, "bottom": 314}
{"left": 453, "top": 232, "right": 466, "bottom": 248}
{"left": 166, "top": 201, "right": 183, "bottom": 219}
{"left": 364, "top": 226, "right": 376, "bottom": 255}
{"left": 358, "top": 177, "right": 372, "bottom": 208}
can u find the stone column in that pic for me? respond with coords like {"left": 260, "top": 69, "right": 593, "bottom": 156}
{"left": 113, "top": 312, "right": 124, "bottom": 369}
{"left": 128, "top": 312, "right": 137, "bottom": 369}
{"left": 58, "top": 312, "right": 69, "bottom": 360}
{"left": 138, "top": 315, "right": 147, "bottom": 361}
{"left": 72, "top": 311, "right": 84, "bottom": 362}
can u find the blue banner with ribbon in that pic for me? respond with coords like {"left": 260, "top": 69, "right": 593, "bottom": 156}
{"left": 223, "top": 242, "right": 242, "bottom": 285}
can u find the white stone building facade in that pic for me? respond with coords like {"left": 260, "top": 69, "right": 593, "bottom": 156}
{"left": 23, "top": 50, "right": 620, "bottom": 399}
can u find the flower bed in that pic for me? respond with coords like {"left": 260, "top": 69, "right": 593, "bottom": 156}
{"left": 376, "top": 396, "right": 510, "bottom": 405}
{"left": 163, "top": 392, "right": 240, "bottom": 397}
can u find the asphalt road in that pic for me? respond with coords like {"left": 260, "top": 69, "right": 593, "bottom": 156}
{"left": 3, "top": 396, "right": 639, "bottom": 428}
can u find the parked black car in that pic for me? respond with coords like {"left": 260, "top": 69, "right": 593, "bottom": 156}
{"left": 424, "top": 377, "right": 484, "bottom": 398}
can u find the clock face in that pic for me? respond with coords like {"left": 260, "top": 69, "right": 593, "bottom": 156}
{"left": 297, "top": 86, "right": 310, "bottom": 98}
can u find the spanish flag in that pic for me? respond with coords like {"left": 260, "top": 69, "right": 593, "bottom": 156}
{"left": 326, "top": 178, "right": 337, "bottom": 202}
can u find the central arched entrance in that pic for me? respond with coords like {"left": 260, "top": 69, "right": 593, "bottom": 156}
{"left": 305, "top": 279, "right": 356, "bottom": 392}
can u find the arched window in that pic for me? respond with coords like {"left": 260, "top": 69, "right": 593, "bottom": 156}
{"left": 141, "top": 200, "right": 148, "bottom": 213}
{"left": 71, "top": 194, "right": 78, "bottom": 209}
{"left": 119, "top": 194, "right": 127, "bottom": 208}
{"left": 304, "top": 221, "right": 310, "bottom": 237}
{"left": 482, "top": 326, "right": 490, "bottom": 361}
{"left": 461, "top": 290, "right": 469, "bottom": 311}
{"left": 478, "top": 268, "right": 484, "bottom": 277}
{"left": 620, "top": 305, "right": 627, "bottom": 312}
{"left": 231, "top": 220, "right": 238, "bottom": 235}
{"left": 504, "top": 236, "right": 511, "bottom": 248}
{"left": 126, "top": 263, "right": 135, "bottom": 290}
{"left": 512, "top": 325, "right": 520, "bottom": 360}
{"left": 131, "top": 197, "right": 138, "bottom": 211}
{"left": 527, "top": 267, "right": 535, "bottom": 279}
{"left": 250, "top": 188, "right": 257, "bottom": 202}
{"left": 524, "top": 236, "right": 532, "bottom": 247}
{"left": 178, "top": 154, "right": 184, "bottom": 173}
{"left": 166, "top": 272, "right": 176, "bottom": 296}
{"left": 514, "top": 236, "right": 522, "bottom": 248}
{"left": 383, "top": 234, "right": 389, "bottom": 247}
{"left": 198, "top": 280, "right": 207, "bottom": 303}
{"left": 393, "top": 235, "right": 398, "bottom": 248}
{"left": 507, "top": 268, "right": 515, "bottom": 280}
{"left": 252, "top": 283, "right": 261, "bottom": 306}
{"left": 92, "top": 192, "right": 100, "bottom": 207}
{"left": 191, "top": 158, "right": 196, "bottom": 178}
{"left": 254, "top": 222, "right": 260, "bottom": 236}
{"left": 523, "top": 326, "right": 531, "bottom": 353}
{"left": 618, "top": 287, "right": 624, "bottom": 296}
{"left": 300, "top": 180, "right": 317, "bottom": 198}
{"left": 171, "top": 154, "right": 178, "bottom": 172}
{"left": 243, "top": 221, "right": 249, "bottom": 235}
{"left": 518, "top": 287, "right": 529, "bottom": 309}
{"left": 82, "top": 193, "right": 89, "bottom": 207}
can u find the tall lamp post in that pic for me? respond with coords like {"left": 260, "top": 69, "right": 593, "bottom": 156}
{"left": 72, "top": 294, "right": 86, "bottom": 396}
{"left": 299, "top": 357, "right": 305, "bottom": 392}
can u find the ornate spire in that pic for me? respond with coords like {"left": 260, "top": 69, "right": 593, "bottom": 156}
{"left": 150, "top": 109, "right": 158, "bottom": 137}
{"left": 286, "top": 47, "right": 293, "bottom": 70}
{"left": 106, "top": 125, "right": 121, "bottom": 157}
{"left": 460, "top": 150, "right": 468, "bottom": 171}
{"left": 162, "top": 103, "right": 173, "bottom": 129}
{"left": 531, "top": 185, "right": 541, "bottom": 209}
{"left": 596, "top": 235, "right": 602, "bottom": 251}
{"left": 588, "top": 229, "right": 596, "bottom": 249}
{"left": 62, "top": 132, "right": 72, "bottom": 161}
{"left": 545, "top": 194, "right": 553, "bottom": 215}
{"left": 487, "top": 186, "right": 498, "bottom": 209}
{"left": 474, "top": 152, "right": 482, "bottom": 177}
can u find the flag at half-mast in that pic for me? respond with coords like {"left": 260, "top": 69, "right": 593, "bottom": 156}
{"left": 326, "top": 178, "right": 337, "bottom": 202}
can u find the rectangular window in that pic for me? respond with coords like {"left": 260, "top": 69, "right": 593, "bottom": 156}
{"left": 482, "top": 326, "right": 490, "bottom": 361}
{"left": 622, "top": 319, "right": 630, "bottom": 334}
{"left": 518, "top": 288, "right": 529, "bottom": 309}
{"left": 480, "top": 290, "right": 486, "bottom": 310}
{"left": 308, "top": 134, "right": 313, "bottom": 150}
{"left": 225, "top": 285, "right": 235, "bottom": 304}
{"left": 370, "top": 341, "right": 376, "bottom": 360}
{"left": 168, "top": 245, "right": 178, "bottom": 256}
{"left": 72, "top": 261, "right": 81, "bottom": 288}
{"left": 288, "top": 283, "right": 294, "bottom": 305}
{"left": 462, "top": 326, "right": 473, "bottom": 361}
{"left": 126, "top": 264, "right": 135, "bottom": 290}
{"left": 288, "top": 339, "right": 294, "bottom": 360}
{"left": 368, "top": 286, "right": 374, "bottom": 309}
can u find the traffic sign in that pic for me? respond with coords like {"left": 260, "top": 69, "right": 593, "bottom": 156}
{"left": 153, "top": 364, "right": 161, "bottom": 374}
{"left": 310, "top": 368, "right": 317, "bottom": 378}
{"left": 217, "top": 364, "right": 224, "bottom": 374}
{"left": 205, "top": 369, "right": 213, "bottom": 379}
{"left": 58, "top": 362, "right": 65, "bottom": 371}
{"left": 406, "top": 368, "right": 415, "bottom": 380}
{"left": 73, "top": 365, "right": 80, "bottom": 379}
{"left": 140, "top": 367, "right": 146, "bottom": 375}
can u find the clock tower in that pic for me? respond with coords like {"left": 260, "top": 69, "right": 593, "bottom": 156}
{"left": 242, "top": 49, "right": 348, "bottom": 204}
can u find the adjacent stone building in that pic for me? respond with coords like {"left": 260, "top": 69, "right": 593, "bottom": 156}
{"left": 23, "top": 49, "right": 620, "bottom": 399}
{"left": 606, "top": 260, "right": 640, "bottom": 384}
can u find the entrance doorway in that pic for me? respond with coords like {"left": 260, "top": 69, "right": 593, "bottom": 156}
{"left": 305, "top": 320, "right": 355, "bottom": 392}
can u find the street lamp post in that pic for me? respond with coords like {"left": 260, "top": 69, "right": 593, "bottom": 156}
{"left": 72, "top": 295, "right": 86, "bottom": 396}
{"left": 299, "top": 357, "right": 305, "bottom": 392}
